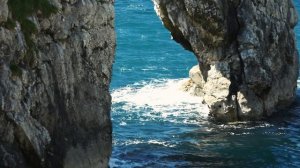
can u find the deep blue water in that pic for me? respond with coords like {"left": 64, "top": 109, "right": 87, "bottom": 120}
{"left": 110, "top": 0, "right": 300, "bottom": 167}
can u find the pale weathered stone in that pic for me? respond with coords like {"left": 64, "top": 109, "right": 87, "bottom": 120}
{"left": 0, "top": 0, "right": 8, "bottom": 23}
{"left": 0, "top": 0, "right": 115, "bottom": 167}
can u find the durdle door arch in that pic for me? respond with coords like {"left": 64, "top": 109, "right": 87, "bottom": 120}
{"left": 153, "top": 0, "right": 299, "bottom": 122}
{"left": 0, "top": 0, "right": 299, "bottom": 167}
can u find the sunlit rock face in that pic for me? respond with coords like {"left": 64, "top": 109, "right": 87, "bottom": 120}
{"left": 0, "top": 0, "right": 115, "bottom": 167}
{"left": 154, "top": 0, "right": 299, "bottom": 122}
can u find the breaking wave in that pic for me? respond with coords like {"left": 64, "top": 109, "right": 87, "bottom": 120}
{"left": 111, "top": 78, "right": 209, "bottom": 124}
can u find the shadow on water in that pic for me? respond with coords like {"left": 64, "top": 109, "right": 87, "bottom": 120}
{"left": 166, "top": 94, "right": 300, "bottom": 168}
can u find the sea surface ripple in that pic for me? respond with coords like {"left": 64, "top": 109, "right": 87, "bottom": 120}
{"left": 110, "top": 1, "right": 300, "bottom": 167}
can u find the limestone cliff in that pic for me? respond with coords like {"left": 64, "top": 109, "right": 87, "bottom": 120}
{"left": 154, "top": 0, "right": 299, "bottom": 122}
{"left": 0, "top": 0, "right": 115, "bottom": 167}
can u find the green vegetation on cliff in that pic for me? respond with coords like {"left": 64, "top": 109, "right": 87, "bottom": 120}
{"left": 7, "top": 0, "right": 57, "bottom": 67}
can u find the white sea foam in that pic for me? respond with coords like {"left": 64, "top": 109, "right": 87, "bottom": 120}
{"left": 148, "top": 140, "right": 176, "bottom": 147}
{"left": 119, "top": 67, "right": 135, "bottom": 72}
{"left": 110, "top": 158, "right": 144, "bottom": 168}
{"left": 113, "top": 139, "right": 175, "bottom": 148}
{"left": 111, "top": 78, "right": 209, "bottom": 121}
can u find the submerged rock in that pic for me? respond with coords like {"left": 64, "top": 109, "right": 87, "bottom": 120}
{"left": 154, "top": 0, "right": 299, "bottom": 122}
{"left": 0, "top": 0, "right": 115, "bottom": 167}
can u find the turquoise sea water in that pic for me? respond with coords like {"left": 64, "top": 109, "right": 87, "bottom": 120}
{"left": 110, "top": 1, "right": 300, "bottom": 167}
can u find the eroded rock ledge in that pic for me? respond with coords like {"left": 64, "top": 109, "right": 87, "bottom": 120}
{"left": 154, "top": 0, "right": 299, "bottom": 122}
{"left": 0, "top": 0, "right": 115, "bottom": 167}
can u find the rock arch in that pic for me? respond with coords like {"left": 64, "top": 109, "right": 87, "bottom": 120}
{"left": 153, "top": 0, "right": 299, "bottom": 122}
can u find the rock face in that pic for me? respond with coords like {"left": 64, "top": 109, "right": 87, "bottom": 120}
{"left": 154, "top": 0, "right": 299, "bottom": 122}
{"left": 0, "top": 0, "right": 115, "bottom": 167}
